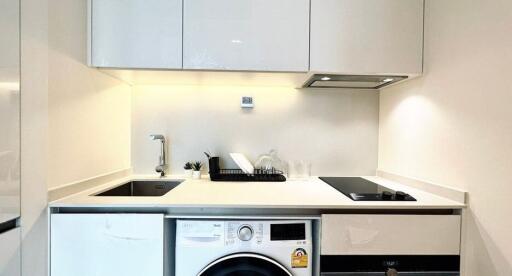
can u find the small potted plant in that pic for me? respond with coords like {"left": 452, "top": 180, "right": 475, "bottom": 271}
{"left": 184, "top": 162, "right": 193, "bottom": 178}
{"left": 192, "top": 161, "right": 202, "bottom": 179}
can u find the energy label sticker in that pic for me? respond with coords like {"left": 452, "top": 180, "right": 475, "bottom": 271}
{"left": 291, "top": 248, "right": 308, "bottom": 268}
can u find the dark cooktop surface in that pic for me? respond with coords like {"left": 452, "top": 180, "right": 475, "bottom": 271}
{"left": 319, "top": 177, "right": 416, "bottom": 201}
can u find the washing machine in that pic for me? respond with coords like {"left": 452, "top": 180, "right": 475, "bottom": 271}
{"left": 175, "top": 219, "right": 313, "bottom": 276}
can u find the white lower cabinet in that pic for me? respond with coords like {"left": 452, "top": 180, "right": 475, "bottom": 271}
{"left": 51, "top": 214, "right": 164, "bottom": 276}
{"left": 321, "top": 214, "right": 461, "bottom": 255}
{"left": 0, "top": 227, "right": 21, "bottom": 276}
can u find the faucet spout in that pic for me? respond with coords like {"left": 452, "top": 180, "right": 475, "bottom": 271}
{"left": 150, "top": 134, "right": 167, "bottom": 176}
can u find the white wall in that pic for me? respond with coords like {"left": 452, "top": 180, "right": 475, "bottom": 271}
{"left": 132, "top": 85, "right": 379, "bottom": 176}
{"left": 48, "top": 0, "right": 131, "bottom": 189}
{"left": 378, "top": 0, "right": 512, "bottom": 275}
{"left": 19, "top": 0, "right": 132, "bottom": 275}
{"left": 20, "top": 0, "right": 49, "bottom": 274}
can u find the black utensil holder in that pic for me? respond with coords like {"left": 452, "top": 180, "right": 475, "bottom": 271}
{"left": 208, "top": 157, "right": 220, "bottom": 175}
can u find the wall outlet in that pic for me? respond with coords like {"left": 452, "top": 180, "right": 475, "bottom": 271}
{"left": 241, "top": 96, "right": 254, "bottom": 108}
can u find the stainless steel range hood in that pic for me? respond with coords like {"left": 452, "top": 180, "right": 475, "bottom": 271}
{"left": 302, "top": 74, "right": 408, "bottom": 89}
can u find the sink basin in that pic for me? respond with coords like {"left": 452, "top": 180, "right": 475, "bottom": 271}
{"left": 94, "top": 180, "right": 183, "bottom": 197}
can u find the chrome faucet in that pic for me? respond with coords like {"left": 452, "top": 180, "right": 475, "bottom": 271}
{"left": 150, "top": 134, "right": 167, "bottom": 176}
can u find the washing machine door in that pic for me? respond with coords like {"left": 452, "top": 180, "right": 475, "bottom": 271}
{"left": 198, "top": 253, "right": 292, "bottom": 276}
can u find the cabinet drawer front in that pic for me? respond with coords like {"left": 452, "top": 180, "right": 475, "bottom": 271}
{"left": 321, "top": 215, "right": 460, "bottom": 255}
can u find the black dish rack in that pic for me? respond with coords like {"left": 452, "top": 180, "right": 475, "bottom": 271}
{"left": 210, "top": 168, "right": 286, "bottom": 182}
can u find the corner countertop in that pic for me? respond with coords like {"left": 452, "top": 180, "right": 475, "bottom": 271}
{"left": 49, "top": 175, "right": 465, "bottom": 209}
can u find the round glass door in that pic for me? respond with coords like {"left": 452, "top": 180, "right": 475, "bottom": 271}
{"left": 198, "top": 253, "right": 292, "bottom": 276}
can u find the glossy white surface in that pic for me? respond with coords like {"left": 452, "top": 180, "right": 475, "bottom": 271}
{"left": 90, "top": 0, "right": 182, "bottom": 69}
{"left": 321, "top": 214, "right": 461, "bottom": 255}
{"left": 175, "top": 220, "right": 312, "bottom": 276}
{"left": 0, "top": 228, "right": 21, "bottom": 276}
{"left": 183, "top": 0, "right": 309, "bottom": 72}
{"left": 310, "top": 0, "right": 423, "bottom": 74}
{"left": 50, "top": 176, "right": 465, "bottom": 209}
{"left": 0, "top": 0, "right": 19, "bottom": 74}
{"left": 51, "top": 214, "right": 164, "bottom": 276}
{"left": 0, "top": 0, "right": 20, "bottom": 223}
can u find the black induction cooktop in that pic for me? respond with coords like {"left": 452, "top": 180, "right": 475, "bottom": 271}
{"left": 319, "top": 177, "right": 416, "bottom": 201}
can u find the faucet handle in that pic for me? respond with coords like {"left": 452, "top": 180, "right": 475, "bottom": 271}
{"left": 150, "top": 134, "right": 165, "bottom": 141}
{"left": 150, "top": 134, "right": 167, "bottom": 177}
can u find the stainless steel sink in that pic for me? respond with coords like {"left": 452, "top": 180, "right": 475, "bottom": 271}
{"left": 94, "top": 180, "right": 183, "bottom": 197}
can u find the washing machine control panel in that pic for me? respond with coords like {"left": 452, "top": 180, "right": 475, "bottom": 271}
{"left": 225, "top": 221, "right": 264, "bottom": 245}
{"left": 224, "top": 221, "right": 310, "bottom": 247}
{"left": 176, "top": 220, "right": 311, "bottom": 248}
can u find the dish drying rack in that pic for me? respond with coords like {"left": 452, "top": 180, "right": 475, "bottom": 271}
{"left": 209, "top": 168, "right": 286, "bottom": 182}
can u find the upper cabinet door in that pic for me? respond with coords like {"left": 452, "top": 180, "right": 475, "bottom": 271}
{"left": 310, "top": 0, "right": 424, "bottom": 75}
{"left": 183, "top": 0, "right": 310, "bottom": 72}
{"left": 90, "top": 0, "right": 183, "bottom": 69}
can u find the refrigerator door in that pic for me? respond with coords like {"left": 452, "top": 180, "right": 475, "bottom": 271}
{"left": 0, "top": 0, "right": 20, "bottom": 223}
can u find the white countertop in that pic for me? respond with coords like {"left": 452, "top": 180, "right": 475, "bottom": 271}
{"left": 49, "top": 175, "right": 465, "bottom": 209}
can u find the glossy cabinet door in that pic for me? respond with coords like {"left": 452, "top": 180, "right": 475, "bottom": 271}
{"left": 51, "top": 214, "right": 164, "bottom": 276}
{"left": 183, "top": 0, "right": 310, "bottom": 72}
{"left": 0, "top": 0, "right": 20, "bottom": 224}
{"left": 0, "top": 228, "right": 21, "bottom": 276}
{"left": 90, "top": 0, "right": 183, "bottom": 69}
{"left": 321, "top": 215, "right": 461, "bottom": 255}
{"left": 310, "top": 0, "right": 424, "bottom": 74}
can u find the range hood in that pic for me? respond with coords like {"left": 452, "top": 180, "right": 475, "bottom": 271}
{"left": 302, "top": 74, "right": 408, "bottom": 89}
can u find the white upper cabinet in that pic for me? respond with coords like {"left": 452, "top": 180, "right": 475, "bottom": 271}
{"left": 88, "top": 0, "right": 424, "bottom": 77}
{"left": 310, "top": 0, "right": 424, "bottom": 75}
{"left": 183, "top": 0, "right": 310, "bottom": 72}
{"left": 89, "top": 0, "right": 183, "bottom": 69}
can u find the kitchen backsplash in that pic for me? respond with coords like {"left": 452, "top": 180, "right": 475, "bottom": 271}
{"left": 132, "top": 85, "right": 379, "bottom": 176}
